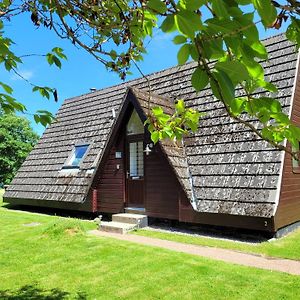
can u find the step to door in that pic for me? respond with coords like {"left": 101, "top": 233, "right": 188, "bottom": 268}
{"left": 112, "top": 213, "right": 148, "bottom": 227}
{"left": 99, "top": 221, "right": 137, "bottom": 234}
{"left": 99, "top": 213, "right": 148, "bottom": 234}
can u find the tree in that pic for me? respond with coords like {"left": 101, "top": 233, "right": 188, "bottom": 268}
{"left": 0, "top": 112, "right": 39, "bottom": 186}
{"left": 1, "top": 1, "right": 300, "bottom": 158}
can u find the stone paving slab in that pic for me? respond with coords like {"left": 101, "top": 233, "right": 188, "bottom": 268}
{"left": 89, "top": 230, "right": 300, "bottom": 276}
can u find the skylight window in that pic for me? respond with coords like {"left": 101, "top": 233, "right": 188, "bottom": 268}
{"left": 65, "top": 144, "right": 89, "bottom": 168}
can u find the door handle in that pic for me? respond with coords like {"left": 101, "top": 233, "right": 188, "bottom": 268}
{"left": 126, "top": 171, "right": 130, "bottom": 179}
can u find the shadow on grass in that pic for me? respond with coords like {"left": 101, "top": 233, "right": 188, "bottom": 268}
{"left": 0, "top": 285, "right": 87, "bottom": 299}
{"left": 2, "top": 203, "right": 113, "bottom": 222}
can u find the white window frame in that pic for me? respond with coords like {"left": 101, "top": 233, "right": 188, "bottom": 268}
{"left": 63, "top": 143, "right": 90, "bottom": 169}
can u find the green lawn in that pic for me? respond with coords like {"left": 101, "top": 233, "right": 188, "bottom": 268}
{"left": 1, "top": 191, "right": 300, "bottom": 299}
{"left": 133, "top": 227, "right": 300, "bottom": 261}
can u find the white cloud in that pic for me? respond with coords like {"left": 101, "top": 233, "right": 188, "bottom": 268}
{"left": 11, "top": 70, "right": 34, "bottom": 81}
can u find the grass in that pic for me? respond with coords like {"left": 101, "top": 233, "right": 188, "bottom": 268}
{"left": 133, "top": 228, "right": 300, "bottom": 261}
{"left": 1, "top": 190, "right": 300, "bottom": 299}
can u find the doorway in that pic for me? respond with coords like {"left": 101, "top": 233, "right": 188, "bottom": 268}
{"left": 126, "top": 110, "right": 145, "bottom": 208}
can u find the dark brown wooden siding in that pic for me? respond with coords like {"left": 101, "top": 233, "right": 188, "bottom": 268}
{"left": 144, "top": 146, "right": 179, "bottom": 220}
{"left": 274, "top": 60, "right": 300, "bottom": 230}
{"left": 274, "top": 153, "right": 300, "bottom": 230}
{"left": 95, "top": 144, "right": 125, "bottom": 213}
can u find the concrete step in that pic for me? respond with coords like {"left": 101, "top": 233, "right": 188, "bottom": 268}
{"left": 112, "top": 213, "right": 148, "bottom": 227}
{"left": 99, "top": 221, "right": 136, "bottom": 234}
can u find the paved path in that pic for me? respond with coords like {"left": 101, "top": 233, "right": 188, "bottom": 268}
{"left": 89, "top": 230, "right": 300, "bottom": 276}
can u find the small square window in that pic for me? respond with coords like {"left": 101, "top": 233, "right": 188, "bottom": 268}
{"left": 64, "top": 144, "right": 89, "bottom": 168}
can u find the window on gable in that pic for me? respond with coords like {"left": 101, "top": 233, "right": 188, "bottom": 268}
{"left": 65, "top": 144, "right": 89, "bottom": 168}
{"left": 126, "top": 110, "right": 144, "bottom": 135}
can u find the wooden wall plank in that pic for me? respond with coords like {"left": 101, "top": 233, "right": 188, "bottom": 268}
{"left": 94, "top": 142, "right": 125, "bottom": 213}
{"left": 145, "top": 150, "right": 179, "bottom": 220}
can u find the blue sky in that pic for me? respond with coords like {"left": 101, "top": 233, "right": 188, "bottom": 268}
{"left": 2, "top": 10, "right": 287, "bottom": 135}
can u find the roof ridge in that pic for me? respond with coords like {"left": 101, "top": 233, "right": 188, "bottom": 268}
{"left": 262, "top": 32, "right": 286, "bottom": 42}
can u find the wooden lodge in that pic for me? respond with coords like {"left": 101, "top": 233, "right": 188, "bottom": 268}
{"left": 4, "top": 34, "right": 300, "bottom": 235}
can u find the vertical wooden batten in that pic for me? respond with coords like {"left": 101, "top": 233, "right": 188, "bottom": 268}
{"left": 92, "top": 189, "right": 98, "bottom": 212}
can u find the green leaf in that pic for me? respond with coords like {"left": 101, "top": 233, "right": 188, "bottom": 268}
{"left": 185, "top": 0, "right": 206, "bottom": 11}
{"left": 175, "top": 99, "right": 185, "bottom": 114}
{"left": 189, "top": 44, "right": 199, "bottom": 60}
{"left": 46, "top": 53, "right": 54, "bottom": 65}
{"left": 235, "top": 0, "right": 252, "bottom": 4}
{"left": 211, "top": 0, "right": 230, "bottom": 19}
{"left": 235, "top": 13, "right": 259, "bottom": 42}
{"left": 205, "top": 18, "right": 240, "bottom": 35}
{"left": 288, "top": 125, "right": 300, "bottom": 148}
{"left": 245, "top": 40, "right": 267, "bottom": 59}
{"left": 173, "top": 35, "right": 187, "bottom": 45}
{"left": 210, "top": 70, "right": 235, "bottom": 104}
{"left": 244, "top": 97, "right": 283, "bottom": 122}
{"left": 258, "top": 108, "right": 271, "bottom": 123}
{"left": 201, "top": 39, "right": 225, "bottom": 60}
{"left": 177, "top": 44, "right": 190, "bottom": 65}
{"left": 230, "top": 97, "right": 246, "bottom": 116}
{"left": 157, "top": 113, "right": 170, "bottom": 124}
{"left": 160, "top": 15, "right": 175, "bottom": 32}
{"left": 185, "top": 109, "right": 200, "bottom": 131}
{"left": 215, "top": 60, "right": 249, "bottom": 85}
{"left": 161, "top": 127, "right": 173, "bottom": 138}
{"left": 253, "top": 0, "right": 277, "bottom": 28}
{"left": 272, "top": 112, "right": 290, "bottom": 125}
{"left": 147, "top": 0, "right": 167, "bottom": 14}
{"left": 32, "top": 86, "right": 52, "bottom": 99}
{"left": 261, "top": 126, "right": 274, "bottom": 141}
{"left": 110, "top": 50, "right": 117, "bottom": 60}
{"left": 257, "top": 80, "right": 278, "bottom": 93}
{"left": 227, "top": 5, "right": 243, "bottom": 18}
{"left": 191, "top": 67, "right": 209, "bottom": 91}
{"left": 241, "top": 51, "right": 264, "bottom": 81}
{"left": 152, "top": 106, "right": 164, "bottom": 116}
{"left": 174, "top": 10, "right": 202, "bottom": 38}
{"left": 4, "top": 59, "right": 13, "bottom": 71}
{"left": 259, "top": 97, "right": 282, "bottom": 113}
{"left": 52, "top": 56, "right": 61, "bottom": 68}
{"left": 34, "top": 110, "right": 56, "bottom": 127}
{"left": 286, "top": 17, "right": 300, "bottom": 48}
{"left": 52, "top": 47, "right": 67, "bottom": 60}
{"left": 46, "top": 53, "right": 62, "bottom": 68}
{"left": 40, "top": 88, "right": 50, "bottom": 99}
{"left": 0, "top": 40, "right": 10, "bottom": 55}
{"left": 151, "top": 131, "right": 160, "bottom": 144}
{"left": 0, "top": 82, "right": 13, "bottom": 94}
{"left": 34, "top": 114, "right": 40, "bottom": 124}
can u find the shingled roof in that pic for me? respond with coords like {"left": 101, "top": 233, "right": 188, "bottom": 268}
{"left": 4, "top": 34, "right": 299, "bottom": 218}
